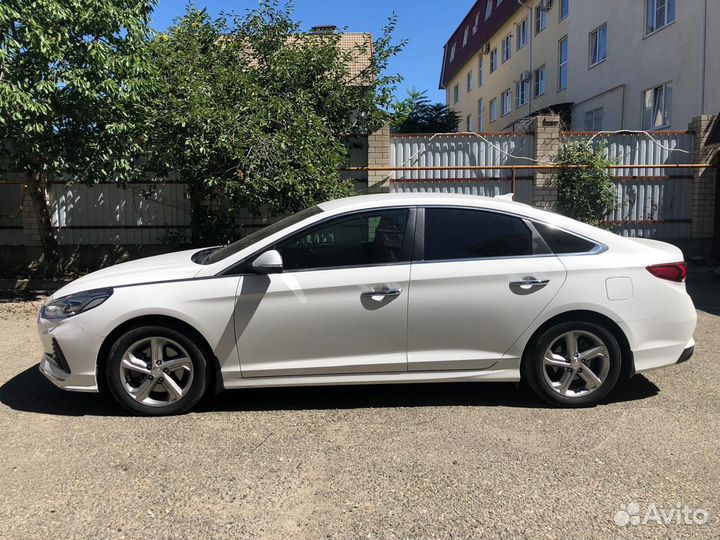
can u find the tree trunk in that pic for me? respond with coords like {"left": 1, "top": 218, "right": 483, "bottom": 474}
{"left": 26, "top": 171, "right": 60, "bottom": 262}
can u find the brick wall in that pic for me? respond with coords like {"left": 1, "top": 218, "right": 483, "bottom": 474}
{"left": 20, "top": 185, "right": 41, "bottom": 246}
{"left": 528, "top": 115, "right": 562, "bottom": 211}
{"left": 367, "top": 124, "right": 391, "bottom": 193}
{"left": 689, "top": 115, "right": 717, "bottom": 239}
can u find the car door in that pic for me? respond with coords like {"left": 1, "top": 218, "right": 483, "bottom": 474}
{"left": 234, "top": 208, "right": 414, "bottom": 377}
{"left": 407, "top": 206, "right": 567, "bottom": 371}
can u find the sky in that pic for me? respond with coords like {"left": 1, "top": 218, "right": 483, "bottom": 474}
{"left": 150, "top": 0, "right": 477, "bottom": 103}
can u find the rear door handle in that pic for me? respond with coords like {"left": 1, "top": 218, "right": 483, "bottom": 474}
{"left": 509, "top": 278, "right": 550, "bottom": 287}
{"left": 361, "top": 287, "right": 403, "bottom": 298}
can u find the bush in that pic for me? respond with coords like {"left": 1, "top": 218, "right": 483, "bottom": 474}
{"left": 554, "top": 141, "right": 616, "bottom": 227}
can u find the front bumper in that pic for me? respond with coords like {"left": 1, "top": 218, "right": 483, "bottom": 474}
{"left": 37, "top": 315, "right": 102, "bottom": 393}
{"left": 39, "top": 353, "right": 98, "bottom": 392}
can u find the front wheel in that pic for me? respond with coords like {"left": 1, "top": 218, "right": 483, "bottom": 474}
{"left": 106, "top": 325, "right": 208, "bottom": 416}
{"left": 522, "top": 321, "right": 622, "bottom": 407}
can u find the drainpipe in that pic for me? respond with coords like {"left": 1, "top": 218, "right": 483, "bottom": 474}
{"left": 518, "top": 0, "right": 533, "bottom": 119}
{"left": 699, "top": 0, "right": 707, "bottom": 114}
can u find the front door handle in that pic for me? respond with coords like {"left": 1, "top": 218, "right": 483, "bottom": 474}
{"left": 509, "top": 278, "right": 550, "bottom": 288}
{"left": 361, "top": 287, "right": 403, "bottom": 298}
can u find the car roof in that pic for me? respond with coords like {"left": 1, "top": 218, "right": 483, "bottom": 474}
{"left": 319, "top": 193, "right": 545, "bottom": 221}
{"left": 317, "top": 193, "right": 621, "bottom": 245}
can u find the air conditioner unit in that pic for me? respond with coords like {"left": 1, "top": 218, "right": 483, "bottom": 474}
{"left": 481, "top": 42, "right": 491, "bottom": 54}
{"left": 520, "top": 70, "right": 531, "bottom": 81}
{"left": 539, "top": 0, "right": 552, "bottom": 10}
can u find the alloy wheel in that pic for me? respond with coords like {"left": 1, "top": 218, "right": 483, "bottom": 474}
{"left": 541, "top": 330, "right": 610, "bottom": 398}
{"left": 119, "top": 337, "right": 194, "bottom": 408}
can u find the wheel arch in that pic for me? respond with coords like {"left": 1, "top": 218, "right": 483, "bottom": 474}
{"left": 96, "top": 315, "right": 223, "bottom": 395}
{"left": 520, "top": 310, "right": 635, "bottom": 381}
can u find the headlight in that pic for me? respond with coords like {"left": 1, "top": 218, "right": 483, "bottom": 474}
{"left": 41, "top": 288, "right": 113, "bottom": 320}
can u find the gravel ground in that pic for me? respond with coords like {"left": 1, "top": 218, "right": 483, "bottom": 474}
{"left": 0, "top": 284, "right": 719, "bottom": 540}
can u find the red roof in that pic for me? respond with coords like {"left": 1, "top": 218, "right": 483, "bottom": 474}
{"left": 439, "top": 0, "right": 522, "bottom": 89}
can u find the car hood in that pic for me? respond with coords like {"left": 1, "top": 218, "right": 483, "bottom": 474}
{"left": 52, "top": 248, "right": 207, "bottom": 299}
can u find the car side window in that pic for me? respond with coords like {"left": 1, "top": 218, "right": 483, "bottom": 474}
{"left": 532, "top": 221, "right": 598, "bottom": 254}
{"left": 276, "top": 209, "right": 410, "bottom": 271}
{"left": 424, "top": 208, "right": 533, "bottom": 261}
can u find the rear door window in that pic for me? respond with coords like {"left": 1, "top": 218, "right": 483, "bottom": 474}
{"left": 423, "top": 208, "right": 533, "bottom": 261}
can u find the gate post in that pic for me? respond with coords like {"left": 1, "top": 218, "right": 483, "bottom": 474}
{"left": 367, "top": 123, "right": 391, "bottom": 193}
{"left": 20, "top": 183, "right": 42, "bottom": 246}
{"left": 530, "top": 115, "right": 561, "bottom": 211}
{"left": 688, "top": 115, "right": 717, "bottom": 247}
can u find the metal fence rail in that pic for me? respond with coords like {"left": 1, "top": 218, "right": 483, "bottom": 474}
{"left": 389, "top": 132, "right": 535, "bottom": 202}
{"left": 0, "top": 131, "right": 705, "bottom": 245}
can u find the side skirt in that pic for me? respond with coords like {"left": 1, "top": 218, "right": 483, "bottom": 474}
{"left": 222, "top": 367, "right": 521, "bottom": 389}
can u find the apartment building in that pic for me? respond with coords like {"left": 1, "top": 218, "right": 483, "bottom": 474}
{"left": 440, "top": 0, "right": 719, "bottom": 132}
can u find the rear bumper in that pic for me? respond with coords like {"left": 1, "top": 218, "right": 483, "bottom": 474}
{"left": 677, "top": 344, "right": 694, "bottom": 364}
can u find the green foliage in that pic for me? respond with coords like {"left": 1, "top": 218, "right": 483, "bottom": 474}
{"left": 148, "top": 2, "right": 406, "bottom": 244}
{"left": 0, "top": 0, "right": 158, "bottom": 256}
{"left": 554, "top": 141, "right": 617, "bottom": 227}
{"left": 391, "top": 90, "right": 460, "bottom": 133}
{"left": 0, "top": 0, "right": 157, "bottom": 182}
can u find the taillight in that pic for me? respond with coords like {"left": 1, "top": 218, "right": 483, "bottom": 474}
{"left": 646, "top": 262, "right": 687, "bottom": 283}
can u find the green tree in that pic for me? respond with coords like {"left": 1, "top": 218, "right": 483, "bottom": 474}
{"left": 148, "top": 2, "right": 406, "bottom": 244}
{"left": 555, "top": 141, "right": 617, "bottom": 226}
{"left": 0, "top": 0, "right": 158, "bottom": 260}
{"left": 391, "top": 89, "right": 460, "bottom": 133}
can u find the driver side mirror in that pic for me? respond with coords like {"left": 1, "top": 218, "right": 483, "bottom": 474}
{"left": 251, "top": 250, "right": 284, "bottom": 274}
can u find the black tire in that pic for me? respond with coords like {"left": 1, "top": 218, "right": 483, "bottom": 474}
{"left": 522, "top": 320, "right": 622, "bottom": 407}
{"left": 106, "top": 325, "right": 208, "bottom": 416}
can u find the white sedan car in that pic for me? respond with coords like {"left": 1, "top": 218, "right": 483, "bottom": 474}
{"left": 37, "top": 193, "right": 696, "bottom": 415}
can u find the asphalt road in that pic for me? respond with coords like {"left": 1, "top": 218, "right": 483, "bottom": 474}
{"left": 0, "top": 284, "right": 718, "bottom": 539}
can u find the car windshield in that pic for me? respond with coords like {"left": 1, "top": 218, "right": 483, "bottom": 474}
{"left": 203, "top": 205, "right": 323, "bottom": 265}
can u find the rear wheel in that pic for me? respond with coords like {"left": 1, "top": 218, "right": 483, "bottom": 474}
{"left": 106, "top": 326, "right": 208, "bottom": 416}
{"left": 523, "top": 321, "right": 622, "bottom": 407}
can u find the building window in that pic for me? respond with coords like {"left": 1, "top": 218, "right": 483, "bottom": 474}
{"left": 517, "top": 18, "right": 528, "bottom": 50}
{"left": 560, "top": 0, "right": 569, "bottom": 20}
{"left": 489, "top": 98, "right": 498, "bottom": 122}
{"left": 478, "top": 56, "right": 484, "bottom": 87}
{"left": 478, "top": 98, "right": 485, "bottom": 131}
{"left": 643, "top": 82, "right": 672, "bottom": 129}
{"left": 534, "top": 65, "right": 546, "bottom": 97}
{"left": 501, "top": 34, "right": 512, "bottom": 63}
{"left": 449, "top": 42, "right": 456, "bottom": 62}
{"left": 467, "top": 70, "right": 473, "bottom": 92}
{"left": 485, "top": 0, "right": 493, "bottom": 20}
{"left": 501, "top": 88, "right": 512, "bottom": 116}
{"left": 490, "top": 48, "right": 498, "bottom": 72}
{"left": 589, "top": 23, "right": 607, "bottom": 67}
{"left": 453, "top": 83, "right": 460, "bottom": 104}
{"left": 497, "top": 0, "right": 503, "bottom": 5}
{"left": 516, "top": 80, "right": 529, "bottom": 107}
{"left": 584, "top": 107, "right": 604, "bottom": 131}
{"left": 473, "top": 12, "right": 480, "bottom": 34}
{"left": 558, "top": 36, "right": 568, "bottom": 91}
{"left": 535, "top": 3, "right": 547, "bottom": 34}
{"left": 646, "top": 0, "right": 675, "bottom": 35}
{"left": 466, "top": 114, "right": 473, "bottom": 132}
{"left": 463, "top": 26, "right": 470, "bottom": 47}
